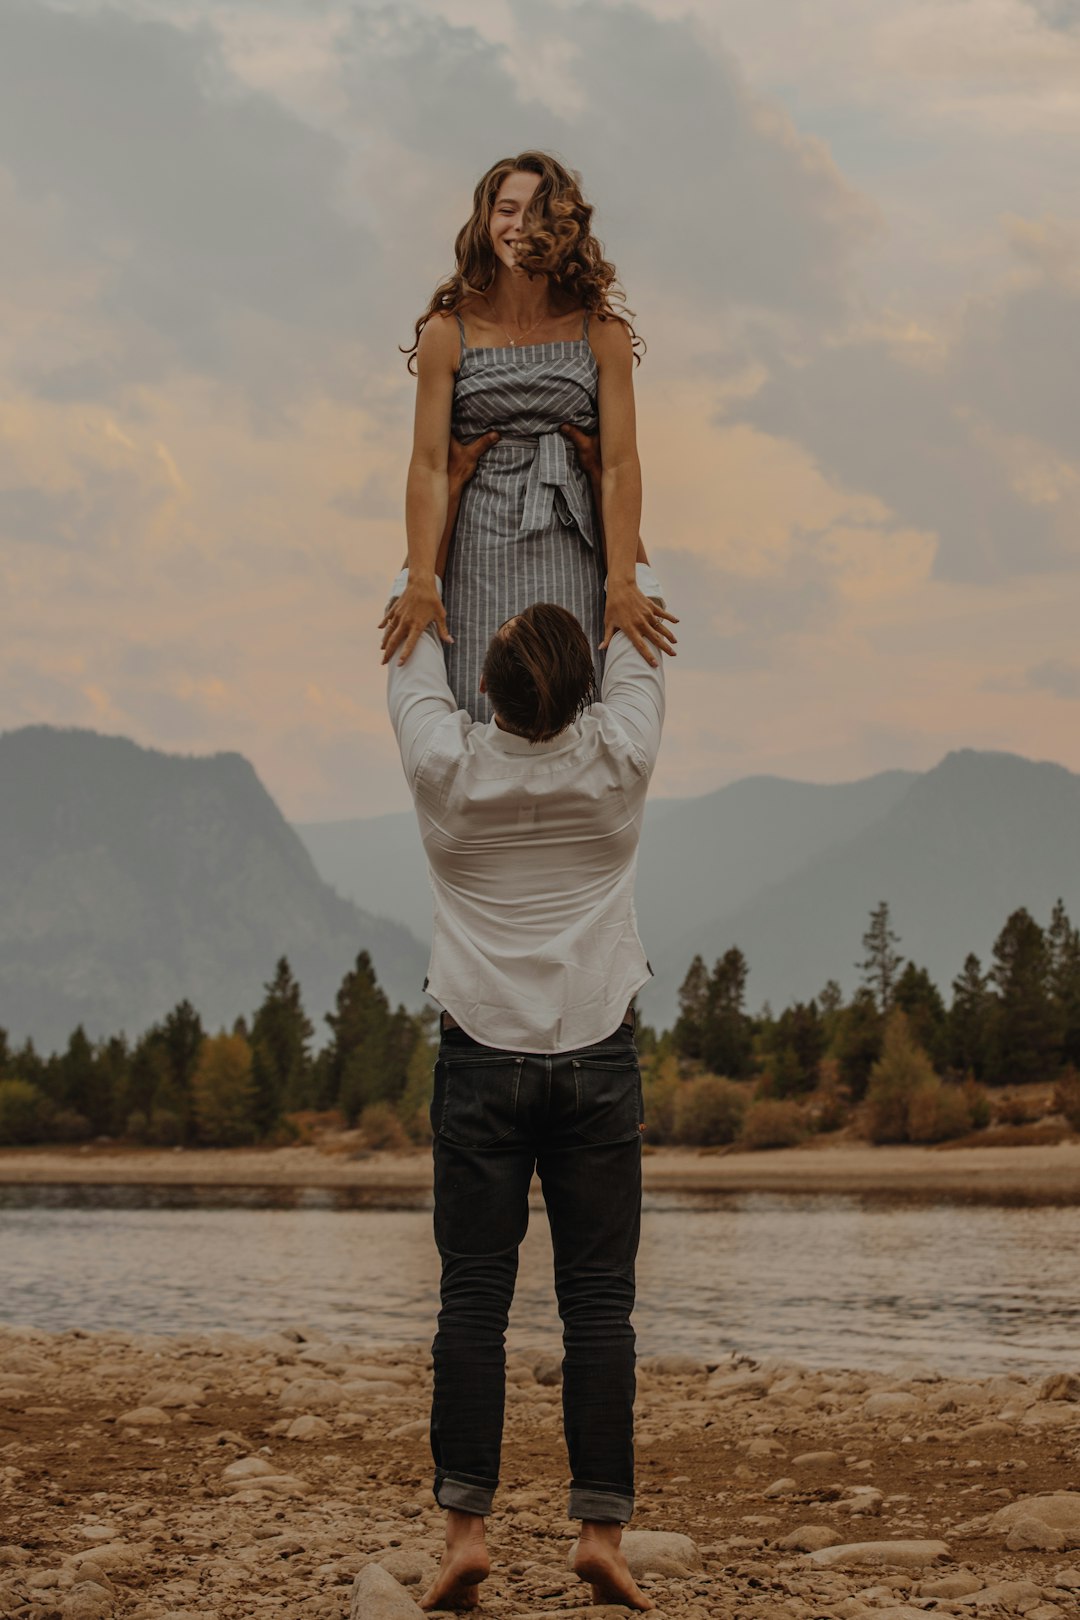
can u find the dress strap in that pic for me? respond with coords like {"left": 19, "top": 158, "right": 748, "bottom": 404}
{"left": 582, "top": 310, "right": 590, "bottom": 339}
{"left": 454, "top": 312, "right": 467, "bottom": 357}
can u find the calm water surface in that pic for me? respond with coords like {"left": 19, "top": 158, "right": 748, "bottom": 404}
{"left": 1, "top": 1186, "right": 1078, "bottom": 1376}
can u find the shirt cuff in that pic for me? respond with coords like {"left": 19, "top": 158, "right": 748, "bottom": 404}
{"left": 388, "top": 567, "right": 444, "bottom": 602}
{"left": 636, "top": 562, "right": 664, "bottom": 602}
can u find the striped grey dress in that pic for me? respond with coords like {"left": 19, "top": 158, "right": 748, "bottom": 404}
{"left": 443, "top": 312, "right": 604, "bottom": 721}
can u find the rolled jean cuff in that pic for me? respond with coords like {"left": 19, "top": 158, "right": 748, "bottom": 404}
{"left": 434, "top": 1470, "right": 495, "bottom": 1516}
{"left": 568, "top": 1485, "right": 634, "bottom": 1523}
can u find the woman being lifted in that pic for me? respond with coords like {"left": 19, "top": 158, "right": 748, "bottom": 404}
{"left": 382, "top": 149, "right": 677, "bottom": 705}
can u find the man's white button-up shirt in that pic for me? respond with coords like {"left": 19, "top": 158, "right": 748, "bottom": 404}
{"left": 386, "top": 566, "right": 666, "bottom": 1053}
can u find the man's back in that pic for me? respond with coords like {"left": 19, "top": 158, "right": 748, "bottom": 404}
{"left": 387, "top": 568, "right": 666, "bottom": 1052}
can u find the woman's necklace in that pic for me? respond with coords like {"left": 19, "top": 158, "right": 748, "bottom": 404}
{"left": 482, "top": 293, "right": 549, "bottom": 347}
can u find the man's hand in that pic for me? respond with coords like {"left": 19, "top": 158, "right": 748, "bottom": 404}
{"left": 560, "top": 421, "right": 602, "bottom": 490}
{"left": 448, "top": 430, "right": 500, "bottom": 492}
{"left": 380, "top": 576, "right": 451, "bottom": 666}
{"left": 602, "top": 579, "right": 679, "bottom": 667}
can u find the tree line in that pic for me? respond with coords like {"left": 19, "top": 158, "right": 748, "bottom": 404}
{"left": 0, "top": 953, "right": 436, "bottom": 1149}
{"left": 670, "top": 898, "right": 1080, "bottom": 1096}
{"left": 1, "top": 898, "right": 1078, "bottom": 1149}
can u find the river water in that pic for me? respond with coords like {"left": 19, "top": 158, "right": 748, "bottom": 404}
{"left": 2, "top": 1186, "right": 1078, "bottom": 1376}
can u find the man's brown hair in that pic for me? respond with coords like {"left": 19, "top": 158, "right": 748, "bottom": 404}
{"left": 482, "top": 603, "right": 597, "bottom": 743}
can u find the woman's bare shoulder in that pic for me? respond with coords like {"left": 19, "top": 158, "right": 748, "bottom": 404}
{"left": 416, "top": 310, "right": 461, "bottom": 371}
{"left": 587, "top": 311, "right": 634, "bottom": 364}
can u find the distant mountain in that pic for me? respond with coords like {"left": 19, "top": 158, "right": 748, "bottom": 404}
{"left": 0, "top": 727, "right": 428, "bottom": 1053}
{"left": 295, "top": 750, "right": 1080, "bottom": 1032}
{"left": 656, "top": 749, "right": 1080, "bottom": 1024}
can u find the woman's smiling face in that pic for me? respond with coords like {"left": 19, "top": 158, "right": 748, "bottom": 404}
{"left": 489, "top": 170, "right": 541, "bottom": 272}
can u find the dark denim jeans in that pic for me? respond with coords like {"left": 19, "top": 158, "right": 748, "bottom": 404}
{"left": 429, "top": 1019, "right": 643, "bottom": 1524}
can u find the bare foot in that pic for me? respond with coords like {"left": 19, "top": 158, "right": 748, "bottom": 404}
{"left": 572, "top": 1523, "right": 655, "bottom": 1611}
{"left": 419, "top": 1510, "right": 490, "bottom": 1612}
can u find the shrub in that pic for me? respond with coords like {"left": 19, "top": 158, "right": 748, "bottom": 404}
{"left": 863, "top": 1012, "right": 939, "bottom": 1144}
{"left": 906, "top": 1077, "right": 973, "bottom": 1143}
{"left": 401, "top": 1104, "right": 433, "bottom": 1146}
{"left": 0, "top": 1079, "right": 49, "bottom": 1145}
{"left": 961, "top": 1076, "right": 992, "bottom": 1131}
{"left": 739, "top": 1098, "right": 804, "bottom": 1151}
{"left": 125, "top": 1108, "right": 150, "bottom": 1143}
{"left": 1053, "top": 1068, "right": 1080, "bottom": 1131}
{"left": 191, "top": 1033, "right": 257, "bottom": 1146}
{"left": 995, "top": 1094, "right": 1043, "bottom": 1127}
{"left": 281, "top": 1109, "right": 346, "bottom": 1146}
{"left": 359, "top": 1101, "right": 410, "bottom": 1152}
{"left": 673, "top": 1076, "right": 745, "bottom": 1146}
{"left": 641, "top": 1055, "right": 681, "bottom": 1144}
{"left": 49, "top": 1108, "right": 92, "bottom": 1143}
{"left": 147, "top": 1106, "right": 184, "bottom": 1147}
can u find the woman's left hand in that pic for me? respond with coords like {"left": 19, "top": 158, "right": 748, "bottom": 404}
{"left": 602, "top": 579, "right": 679, "bottom": 667}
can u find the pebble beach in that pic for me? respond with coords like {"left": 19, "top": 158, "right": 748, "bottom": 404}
{"left": 2, "top": 1322, "right": 1079, "bottom": 1620}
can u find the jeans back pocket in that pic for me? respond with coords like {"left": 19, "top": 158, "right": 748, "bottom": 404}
{"left": 570, "top": 1052, "right": 643, "bottom": 1145}
{"left": 433, "top": 1054, "right": 525, "bottom": 1149}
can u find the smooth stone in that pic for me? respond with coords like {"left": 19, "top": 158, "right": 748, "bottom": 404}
{"left": 278, "top": 1379, "right": 342, "bottom": 1408}
{"left": 1020, "top": 1404, "right": 1080, "bottom": 1428}
{"left": 991, "top": 1493, "right": 1080, "bottom": 1538}
{"left": 1006, "top": 1518, "right": 1069, "bottom": 1551}
{"left": 62, "top": 1582, "right": 114, "bottom": 1619}
{"left": 141, "top": 1382, "right": 206, "bottom": 1408}
{"left": 68, "top": 1545, "right": 142, "bottom": 1576}
{"left": 221, "top": 1456, "right": 278, "bottom": 1481}
{"left": 919, "top": 1570, "right": 984, "bottom": 1597}
{"left": 532, "top": 1354, "right": 563, "bottom": 1386}
{"left": 372, "top": 1549, "right": 437, "bottom": 1588}
{"left": 777, "top": 1524, "right": 842, "bottom": 1551}
{"left": 805, "top": 1539, "right": 951, "bottom": 1570}
{"left": 1051, "top": 1566, "right": 1080, "bottom": 1587}
{"left": 388, "top": 1418, "right": 428, "bottom": 1440}
{"left": 954, "top": 1579, "right": 1045, "bottom": 1611}
{"left": 863, "top": 1392, "right": 919, "bottom": 1419}
{"left": 339, "top": 1380, "right": 407, "bottom": 1401}
{"left": 639, "top": 1354, "right": 711, "bottom": 1376}
{"left": 839, "top": 1488, "right": 885, "bottom": 1516}
{"left": 791, "top": 1451, "right": 842, "bottom": 1471}
{"left": 586, "top": 1529, "right": 702, "bottom": 1578}
{"left": 285, "top": 1414, "right": 332, "bottom": 1441}
{"left": 296, "top": 1343, "right": 353, "bottom": 1366}
{"left": 117, "top": 1407, "right": 172, "bottom": 1427}
{"left": 348, "top": 1562, "right": 425, "bottom": 1618}
{"left": 763, "top": 1477, "right": 798, "bottom": 1498}
{"left": 226, "top": 1473, "right": 309, "bottom": 1497}
{"left": 1037, "top": 1373, "right": 1080, "bottom": 1403}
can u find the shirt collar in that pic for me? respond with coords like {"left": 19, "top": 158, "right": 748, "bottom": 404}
{"left": 483, "top": 718, "right": 582, "bottom": 755}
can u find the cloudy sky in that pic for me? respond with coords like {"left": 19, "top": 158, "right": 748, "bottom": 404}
{"left": 2, "top": 0, "right": 1079, "bottom": 819}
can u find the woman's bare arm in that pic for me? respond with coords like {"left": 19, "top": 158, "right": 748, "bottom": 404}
{"left": 590, "top": 317, "right": 677, "bottom": 666}
{"left": 382, "top": 315, "right": 458, "bottom": 665}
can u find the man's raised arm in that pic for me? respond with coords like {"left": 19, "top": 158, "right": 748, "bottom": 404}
{"left": 599, "top": 562, "right": 667, "bottom": 772}
{"left": 384, "top": 571, "right": 458, "bottom": 788}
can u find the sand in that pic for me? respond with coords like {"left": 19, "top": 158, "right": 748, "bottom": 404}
{"left": 1, "top": 1323, "right": 1079, "bottom": 1618}
{"left": 2, "top": 1138, "right": 1080, "bottom": 1200}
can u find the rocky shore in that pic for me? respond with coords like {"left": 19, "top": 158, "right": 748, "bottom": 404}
{"left": 2, "top": 1139, "right": 1080, "bottom": 1200}
{"left": 2, "top": 1323, "right": 1079, "bottom": 1619}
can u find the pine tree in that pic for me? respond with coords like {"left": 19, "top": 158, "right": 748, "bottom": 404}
{"left": 701, "top": 948, "right": 754, "bottom": 1078}
{"left": 835, "top": 987, "right": 883, "bottom": 1101}
{"left": 988, "top": 907, "right": 1058, "bottom": 1084}
{"left": 324, "top": 952, "right": 407, "bottom": 1124}
{"left": 57, "top": 1025, "right": 112, "bottom": 1136}
{"left": 250, "top": 958, "right": 315, "bottom": 1135}
{"left": 949, "top": 953, "right": 990, "bottom": 1080}
{"left": 770, "top": 1000, "right": 826, "bottom": 1096}
{"left": 673, "top": 956, "right": 709, "bottom": 1061}
{"left": 858, "top": 901, "right": 904, "bottom": 1014}
{"left": 157, "top": 1000, "right": 204, "bottom": 1142}
{"left": 893, "top": 962, "right": 948, "bottom": 1070}
{"left": 1047, "top": 898, "right": 1080, "bottom": 1068}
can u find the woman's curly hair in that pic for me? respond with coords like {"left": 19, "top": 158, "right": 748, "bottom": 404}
{"left": 402, "top": 151, "right": 643, "bottom": 373}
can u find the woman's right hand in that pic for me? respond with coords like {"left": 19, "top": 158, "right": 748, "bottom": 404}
{"left": 380, "top": 576, "right": 452, "bottom": 665}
